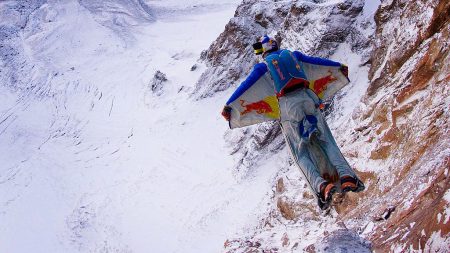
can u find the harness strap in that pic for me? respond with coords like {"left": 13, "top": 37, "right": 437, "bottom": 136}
{"left": 276, "top": 78, "right": 309, "bottom": 97}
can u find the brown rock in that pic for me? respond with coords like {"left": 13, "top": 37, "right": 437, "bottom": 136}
{"left": 277, "top": 197, "right": 298, "bottom": 220}
{"left": 304, "top": 244, "right": 316, "bottom": 253}
{"left": 276, "top": 178, "right": 285, "bottom": 193}
{"left": 281, "top": 233, "right": 289, "bottom": 247}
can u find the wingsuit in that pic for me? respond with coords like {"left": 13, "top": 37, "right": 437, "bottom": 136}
{"left": 222, "top": 35, "right": 364, "bottom": 210}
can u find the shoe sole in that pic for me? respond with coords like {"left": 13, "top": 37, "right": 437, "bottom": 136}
{"left": 341, "top": 182, "right": 357, "bottom": 193}
{"left": 342, "top": 181, "right": 365, "bottom": 193}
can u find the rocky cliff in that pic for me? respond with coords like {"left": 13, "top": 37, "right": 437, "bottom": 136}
{"left": 197, "top": 0, "right": 449, "bottom": 251}
{"left": 344, "top": 0, "right": 450, "bottom": 251}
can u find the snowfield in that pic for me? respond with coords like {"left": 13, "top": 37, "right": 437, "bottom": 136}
{"left": 0, "top": 0, "right": 282, "bottom": 252}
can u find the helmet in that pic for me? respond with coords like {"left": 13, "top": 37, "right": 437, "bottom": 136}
{"left": 252, "top": 35, "right": 278, "bottom": 55}
{"left": 260, "top": 35, "right": 278, "bottom": 53}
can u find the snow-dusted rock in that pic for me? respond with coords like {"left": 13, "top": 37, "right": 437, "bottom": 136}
{"left": 150, "top": 70, "right": 167, "bottom": 96}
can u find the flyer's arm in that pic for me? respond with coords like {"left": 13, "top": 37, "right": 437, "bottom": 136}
{"left": 225, "top": 63, "right": 268, "bottom": 105}
{"left": 293, "top": 51, "right": 342, "bottom": 67}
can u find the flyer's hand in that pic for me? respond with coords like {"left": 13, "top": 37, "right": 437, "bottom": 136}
{"left": 340, "top": 64, "right": 349, "bottom": 79}
{"left": 316, "top": 99, "right": 325, "bottom": 111}
{"left": 319, "top": 103, "right": 325, "bottom": 111}
{"left": 221, "top": 106, "right": 232, "bottom": 121}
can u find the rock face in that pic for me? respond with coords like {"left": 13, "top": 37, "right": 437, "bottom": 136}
{"left": 343, "top": 0, "right": 450, "bottom": 251}
{"left": 313, "top": 229, "right": 372, "bottom": 253}
{"left": 196, "top": 0, "right": 449, "bottom": 251}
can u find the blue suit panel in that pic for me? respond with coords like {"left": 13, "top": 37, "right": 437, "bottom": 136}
{"left": 265, "top": 50, "right": 308, "bottom": 93}
{"left": 292, "top": 51, "right": 341, "bottom": 67}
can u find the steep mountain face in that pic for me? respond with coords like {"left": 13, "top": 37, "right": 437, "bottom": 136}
{"left": 196, "top": 0, "right": 449, "bottom": 251}
{"left": 344, "top": 0, "right": 449, "bottom": 251}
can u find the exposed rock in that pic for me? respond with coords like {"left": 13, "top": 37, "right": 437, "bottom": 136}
{"left": 304, "top": 243, "right": 316, "bottom": 253}
{"left": 373, "top": 206, "right": 396, "bottom": 222}
{"left": 281, "top": 232, "right": 289, "bottom": 247}
{"left": 312, "top": 229, "right": 372, "bottom": 252}
{"left": 336, "top": 0, "right": 450, "bottom": 251}
{"left": 276, "top": 178, "right": 285, "bottom": 193}
{"left": 277, "top": 196, "right": 298, "bottom": 221}
{"left": 280, "top": 0, "right": 365, "bottom": 57}
{"left": 150, "top": 70, "right": 167, "bottom": 96}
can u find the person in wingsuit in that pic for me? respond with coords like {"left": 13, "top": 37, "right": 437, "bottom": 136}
{"left": 221, "top": 35, "right": 364, "bottom": 210}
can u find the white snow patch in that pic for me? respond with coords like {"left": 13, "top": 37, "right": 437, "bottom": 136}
{"left": 327, "top": 42, "right": 370, "bottom": 130}
{"left": 424, "top": 230, "right": 450, "bottom": 253}
{"left": 362, "top": 221, "right": 375, "bottom": 235}
{"left": 400, "top": 231, "right": 410, "bottom": 241}
{"left": 363, "top": 0, "right": 381, "bottom": 17}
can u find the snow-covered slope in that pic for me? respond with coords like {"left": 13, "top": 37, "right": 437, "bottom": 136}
{"left": 0, "top": 1, "right": 283, "bottom": 252}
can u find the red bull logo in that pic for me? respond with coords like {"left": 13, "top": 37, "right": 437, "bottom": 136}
{"left": 240, "top": 99, "right": 273, "bottom": 116}
{"left": 272, "top": 59, "right": 286, "bottom": 80}
{"left": 312, "top": 70, "right": 337, "bottom": 94}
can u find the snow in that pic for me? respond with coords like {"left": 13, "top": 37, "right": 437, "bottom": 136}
{"left": 363, "top": 0, "right": 380, "bottom": 17}
{"left": 444, "top": 189, "right": 450, "bottom": 202}
{"left": 392, "top": 244, "right": 405, "bottom": 253}
{"left": 386, "top": 233, "right": 399, "bottom": 242}
{"left": 400, "top": 231, "right": 410, "bottom": 241}
{"left": 424, "top": 230, "right": 450, "bottom": 253}
{"left": 361, "top": 221, "right": 374, "bottom": 235}
{"left": 0, "top": 0, "right": 282, "bottom": 252}
{"left": 327, "top": 42, "right": 371, "bottom": 130}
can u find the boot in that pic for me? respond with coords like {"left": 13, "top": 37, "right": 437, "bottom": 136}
{"left": 318, "top": 182, "right": 336, "bottom": 210}
{"left": 340, "top": 175, "right": 364, "bottom": 193}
